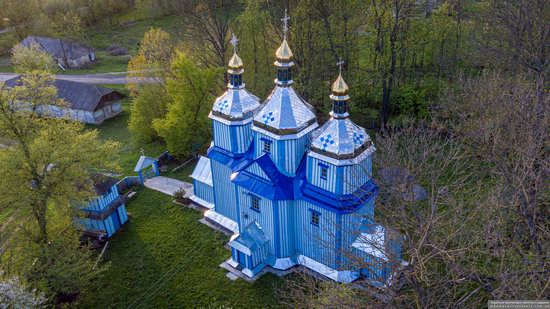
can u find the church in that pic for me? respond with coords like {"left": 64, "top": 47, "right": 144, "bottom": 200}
{"left": 190, "top": 15, "right": 401, "bottom": 285}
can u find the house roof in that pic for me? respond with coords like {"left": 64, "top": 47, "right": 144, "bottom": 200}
{"left": 134, "top": 155, "right": 157, "bottom": 172}
{"left": 3, "top": 76, "right": 125, "bottom": 112}
{"left": 20, "top": 36, "right": 94, "bottom": 60}
{"left": 190, "top": 156, "right": 213, "bottom": 186}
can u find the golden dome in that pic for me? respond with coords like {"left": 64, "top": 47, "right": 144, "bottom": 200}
{"left": 275, "top": 39, "right": 293, "bottom": 61}
{"left": 228, "top": 53, "right": 243, "bottom": 70}
{"left": 332, "top": 73, "right": 349, "bottom": 96}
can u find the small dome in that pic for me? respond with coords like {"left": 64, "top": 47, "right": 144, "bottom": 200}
{"left": 275, "top": 39, "right": 293, "bottom": 62}
{"left": 332, "top": 73, "right": 349, "bottom": 96}
{"left": 228, "top": 53, "right": 243, "bottom": 71}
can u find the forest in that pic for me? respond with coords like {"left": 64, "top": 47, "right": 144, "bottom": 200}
{"left": 0, "top": 0, "right": 548, "bottom": 307}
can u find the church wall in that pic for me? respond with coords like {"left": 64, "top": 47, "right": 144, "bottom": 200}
{"left": 213, "top": 121, "right": 253, "bottom": 154}
{"left": 235, "top": 186, "right": 276, "bottom": 255}
{"left": 275, "top": 200, "right": 296, "bottom": 258}
{"left": 294, "top": 199, "right": 338, "bottom": 268}
{"left": 253, "top": 131, "right": 310, "bottom": 176}
{"left": 211, "top": 159, "right": 238, "bottom": 222}
{"left": 193, "top": 180, "right": 214, "bottom": 204}
{"left": 343, "top": 155, "right": 372, "bottom": 195}
{"left": 306, "top": 156, "right": 340, "bottom": 193}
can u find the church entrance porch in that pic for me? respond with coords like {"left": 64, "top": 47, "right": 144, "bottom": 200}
{"left": 228, "top": 221, "right": 272, "bottom": 278}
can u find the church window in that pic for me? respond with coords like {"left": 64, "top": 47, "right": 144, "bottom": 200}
{"left": 263, "top": 140, "right": 271, "bottom": 153}
{"left": 251, "top": 195, "right": 260, "bottom": 212}
{"left": 310, "top": 210, "right": 320, "bottom": 226}
{"left": 320, "top": 166, "right": 328, "bottom": 180}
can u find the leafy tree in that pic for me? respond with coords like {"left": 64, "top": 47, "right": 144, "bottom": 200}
{"left": 11, "top": 43, "right": 57, "bottom": 73}
{"left": 128, "top": 28, "right": 173, "bottom": 142}
{"left": 153, "top": 52, "right": 220, "bottom": 157}
{"left": 0, "top": 0, "right": 41, "bottom": 40}
{"left": 0, "top": 73, "right": 118, "bottom": 245}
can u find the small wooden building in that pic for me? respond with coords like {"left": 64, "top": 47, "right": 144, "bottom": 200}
{"left": 20, "top": 36, "right": 96, "bottom": 69}
{"left": 3, "top": 77, "right": 125, "bottom": 124}
{"left": 134, "top": 155, "right": 160, "bottom": 185}
{"left": 76, "top": 176, "right": 128, "bottom": 238}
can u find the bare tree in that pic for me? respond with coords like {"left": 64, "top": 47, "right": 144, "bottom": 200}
{"left": 180, "top": 1, "right": 232, "bottom": 69}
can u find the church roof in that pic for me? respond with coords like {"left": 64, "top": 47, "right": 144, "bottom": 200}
{"left": 228, "top": 221, "right": 269, "bottom": 255}
{"left": 211, "top": 88, "right": 260, "bottom": 121}
{"left": 275, "top": 39, "right": 293, "bottom": 62}
{"left": 310, "top": 117, "right": 372, "bottom": 160}
{"left": 190, "top": 156, "right": 213, "bottom": 186}
{"left": 253, "top": 86, "right": 317, "bottom": 135}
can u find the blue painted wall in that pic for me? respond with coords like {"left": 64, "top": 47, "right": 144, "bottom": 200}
{"left": 193, "top": 179, "right": 214, "bottom": 203}
{"left": 211, "top": 159, "right": 238, "bottom": 222}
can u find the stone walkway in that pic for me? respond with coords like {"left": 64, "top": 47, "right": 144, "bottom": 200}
{"left": 144, "top": 176, "right": 193, "bottom": 197}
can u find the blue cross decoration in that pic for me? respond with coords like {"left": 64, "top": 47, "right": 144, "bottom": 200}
{"left": 353, "top": 131, "right": 365, "bottom": 145}
{"left": 262, "top": 111, "right": 275, "bottom": 125}
{"left": 319, "top": 134, "right": 335, "bottom": 150}
{"left": 218, "top": 99, "right": 229, "bottom": 111}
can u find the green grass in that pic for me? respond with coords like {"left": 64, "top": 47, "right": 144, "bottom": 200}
{"left": 79, "top": 189, "right": 283, "bottom": 308}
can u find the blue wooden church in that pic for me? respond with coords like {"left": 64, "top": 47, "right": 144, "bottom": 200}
{"left": 191, "top": 26, "right": 402, "bottom": 285}
{"left": 76, "top": 176, "right": 129, "bottom": 238}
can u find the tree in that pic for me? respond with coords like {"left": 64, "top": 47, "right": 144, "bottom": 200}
{"left": 0, "top": 71, "right": 118, "bottom": 302}
{"left": 0, "top": 0, "right": 41, "bottom": 40}
{"left": 435, "top": 71, "right": 549, "bottom": 300}
{"left": 11, "top": 43, "right": 57, "bottom": 73}
{"left": 128, "top": 28, "right": 173, "bottom": 142}
{"left": 153, "top": 52, "right": 220, "bottom": 157}
{"left": 180, "top": 1, "right": 232, "bottom": 69}
{"left": 0, "top": 71, "right": 119, "bottom": 245}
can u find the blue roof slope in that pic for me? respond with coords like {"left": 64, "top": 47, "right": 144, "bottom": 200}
{"left": 232, "top": 154, "right": 294, "bottom": 200}
{"left": 207, "top": 142, "right": 255, "bottom": 172}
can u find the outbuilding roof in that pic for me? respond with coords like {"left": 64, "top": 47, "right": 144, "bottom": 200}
{"left": 20, "top": 36, "right": 94, "bottom": 60}
{"left": 3, "top": 76, "right": 125, "bottom": 112}
{"left": 134, "top": 155, "right": 158, "bottom": 172}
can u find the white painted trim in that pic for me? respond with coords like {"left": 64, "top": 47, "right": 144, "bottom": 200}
{"left": 204, "top": 210, "right": 239, "bottom": 234}
{"left": 189, "top": 195, "right": 214, "bottom": 210}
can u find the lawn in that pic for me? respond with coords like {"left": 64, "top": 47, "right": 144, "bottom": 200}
{"left": 79, "top": 189, "right": 283, "bottom": 308}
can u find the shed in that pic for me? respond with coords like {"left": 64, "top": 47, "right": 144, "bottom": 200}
{"left": 76, "top": 176, "right": 129, "bottom": 238}
{"left": 3, "top": 76, "right": 125, "bottom": 124}
{"left": 20, "top": 36, "right": 96, "bottom": 69}
{"left": 134, "top": 155, "right": 160, "bottom": 185}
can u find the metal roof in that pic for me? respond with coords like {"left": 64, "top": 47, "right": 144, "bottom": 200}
{"left": 190, "top": 156, "right": 213, "bottom": 186}
{"left": 253, "top": 86, "right": 317, "bottom": 135}
{"left": 211, "top": 88, "right": 260, "bottom": 121}
{"left": 228, "top": 221, "right": 269, "bottom": 255}
{"left": 310, "top": 117, "right": 372, "bottom": 160}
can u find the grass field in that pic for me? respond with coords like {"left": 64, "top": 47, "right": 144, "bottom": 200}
{"left": 0, "top": 15, "right": 180, "bottom": 74}
{"left": 79, "top": 189, "right": 283, "bottom": 308}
